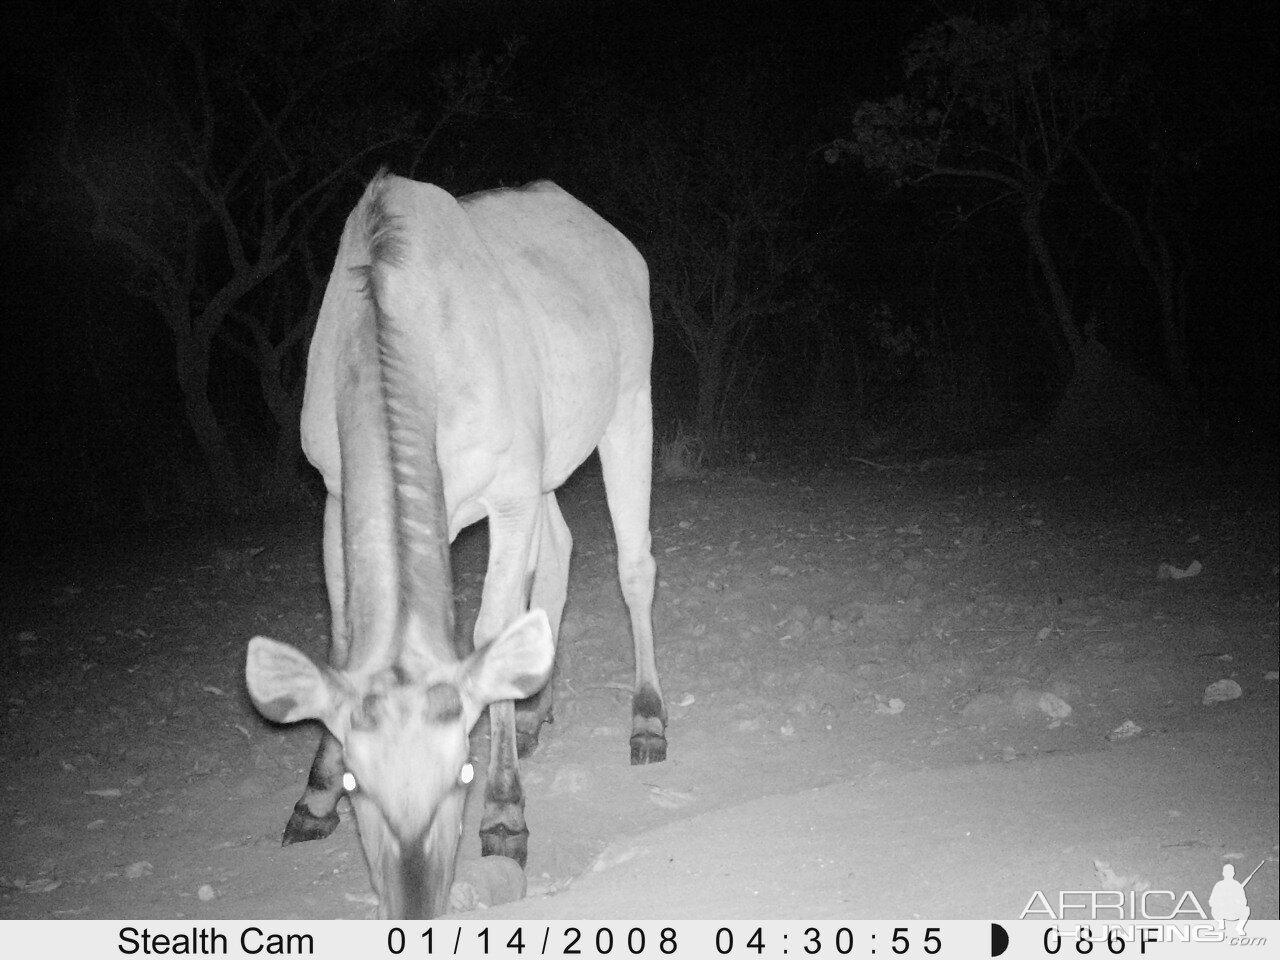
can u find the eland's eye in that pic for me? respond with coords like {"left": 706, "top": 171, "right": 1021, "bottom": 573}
{"left": 342, "top": 771, "right": 358, "bottom": 793}
{"left": 458, "top": 761, "right": 475, "bottom": 787}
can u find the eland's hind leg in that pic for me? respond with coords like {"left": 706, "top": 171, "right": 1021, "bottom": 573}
{"left": 515, "top": 491, "right": 571, "bottom": 757}
{"left": 598, "top": 388, "right": 667, "bottom": 764}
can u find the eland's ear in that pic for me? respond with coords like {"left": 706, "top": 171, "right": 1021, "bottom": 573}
{"left": 246, "top": 636, "right": 352, "bottom": 734}
{"left": 461, "top": 610, "right": 555, "bottom": 717}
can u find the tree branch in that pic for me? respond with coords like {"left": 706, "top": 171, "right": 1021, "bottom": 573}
{"left": 916, "top": 164, "right": 1027, "bottom": 193}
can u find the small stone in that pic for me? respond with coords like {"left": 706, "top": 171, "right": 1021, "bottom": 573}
{"left": 1037, "top": 692, "right": 1072, "bottom": 719}
{"left": 1107, "top": 720, "right": 1142, "bottom": 741}
{"left": 449, "top": 856, "right": 525, "bottom": 912}
{"left": 1202, "top": 679, "right": 1242, "bottom": 705}
{"left": 124, "top": 861, "right": 153, "bottom": 880}
{"left": 1011, "top": 687, "right": 1042, "bottom": 717}
{"left": 1157, "top": 559, "right": 1202, "bottom": 581}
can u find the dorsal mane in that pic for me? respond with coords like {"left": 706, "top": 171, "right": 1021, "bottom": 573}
{"left": 360, "top": 170, "right": 456, "bottom": 668}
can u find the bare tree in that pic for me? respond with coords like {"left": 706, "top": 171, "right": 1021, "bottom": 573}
{"left": 577, "top": 86, "right": 831, "bottom": 440}
{"left": 60, "top": 0, "right": 515, "bottom": 507}
{"left": 830, "top": 2, "right": 1149, "bottom": 386}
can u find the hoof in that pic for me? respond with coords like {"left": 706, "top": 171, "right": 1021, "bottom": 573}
{"left": 515, "top": 725, "right": 543, "bottom": 759}
{"left": 630, "top": 686, "right": 666, "bottom": 764}
{"left": 630, "top": 730, "right": 667, "bottom": 765}
{"left": 282, "top": 805, "right": 340, "bottom": 846}
{"left": 480, "top": 824, "right": 529, "bottom": 868}
{"left": 515, "top": 695, "right": 553, "bottom": 759}
{"left": 515, "top": 706, "right": 553, "bottom": 758}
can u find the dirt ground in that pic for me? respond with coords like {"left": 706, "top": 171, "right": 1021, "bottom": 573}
{"left": 2, "top": 450, "right": 1276, "bottom": 925}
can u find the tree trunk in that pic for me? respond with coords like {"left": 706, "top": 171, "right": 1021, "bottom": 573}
{"left": 255, "top": 341, "right": 308, "bottom": 500}
{"left": 693, "top": 341, "right": 726, "bottom": 442}
{"left": 266, "top": 398, "right": 305, "bottom": 499}
{"left": 1070, "top": 146, "right": 1194, "bottom": 404}
{"left": 1147, "top": 230, "right": 1193, "bottom": 404}
{"left": 1021, "top": 202, "right": 1082, "bottom": 378}
{"left": 175, "top": 344, "right": 244, "bottom": 511}
{"left": 1026, "top": 250, "right": 1074, "bottom": 384}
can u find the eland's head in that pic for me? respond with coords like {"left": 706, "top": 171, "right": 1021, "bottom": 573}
{"left": 246, "top": 609, "right": 554, "bottom": 918}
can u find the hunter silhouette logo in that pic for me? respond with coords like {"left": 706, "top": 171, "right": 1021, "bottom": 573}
{"left": 1209, "top": 859, "right": 1273, "bottom": 936}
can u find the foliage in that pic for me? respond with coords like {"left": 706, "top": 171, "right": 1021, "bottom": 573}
{"left": 835, "top": 2, "right": 1128, "bottom": 180}
{"left": 828, "top": 0, "right": 1205, "bottom": 396}
{"left": 656, "top": 422, "right": 706, "bottom": 480}
{"left": 829, "top": 0, "right": 1239, "bottom": 407}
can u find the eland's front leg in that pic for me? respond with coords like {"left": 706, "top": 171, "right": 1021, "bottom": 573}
{"left": 474, "top": 497, "right": 542, "bottom": 865}
{"left": 282, "top": 492, "right": 348, "bottom": 844}
{"left": 516, "top": 491, "right": 571, "bottom": 758}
